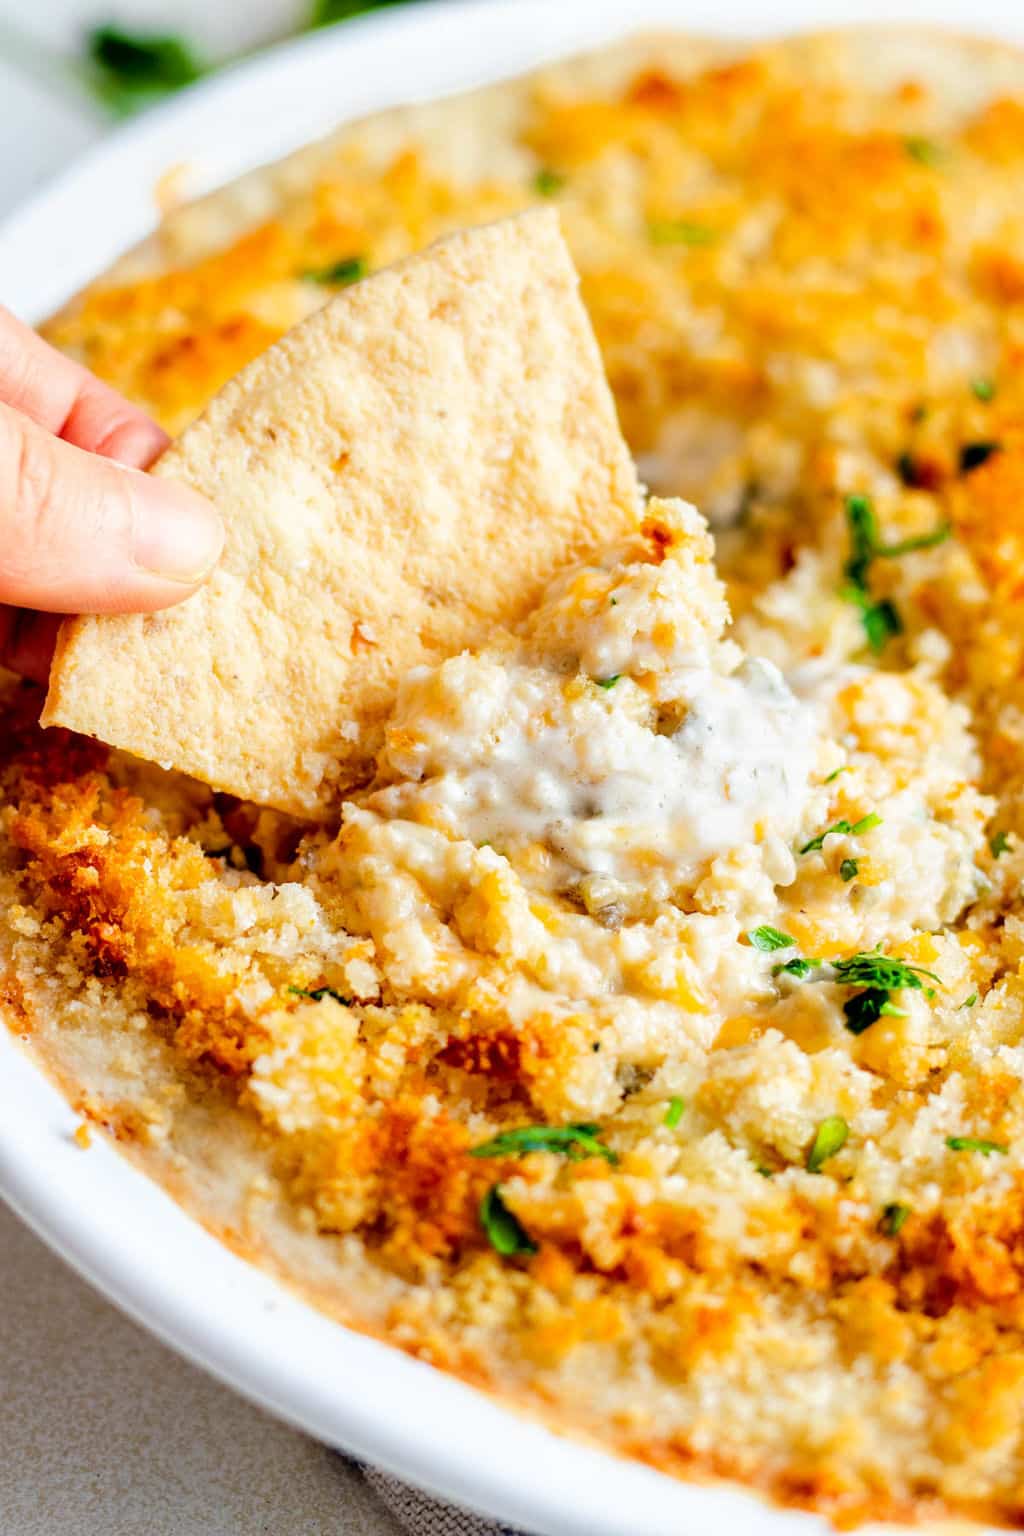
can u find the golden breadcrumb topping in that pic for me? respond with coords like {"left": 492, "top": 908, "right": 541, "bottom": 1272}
{"left": 10, "top": 28, "right": 1024, "bottom": 1528}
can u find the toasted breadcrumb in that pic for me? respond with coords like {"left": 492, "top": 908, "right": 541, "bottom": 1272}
{"left": 11, "top": 28, "right": 1024, "bottom": 1529}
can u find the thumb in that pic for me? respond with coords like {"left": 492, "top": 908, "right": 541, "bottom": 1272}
{"left": 0, "top": 400, "right": 223, "bottom": 614}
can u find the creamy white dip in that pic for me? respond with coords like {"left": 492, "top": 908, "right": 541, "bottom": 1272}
{"left": 368, "top": 648, "right": 816, "bottom": 899}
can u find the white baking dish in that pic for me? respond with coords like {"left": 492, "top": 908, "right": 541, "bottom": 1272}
{"left": 3, "top": 2, "right": 1023, "bottom": 1531}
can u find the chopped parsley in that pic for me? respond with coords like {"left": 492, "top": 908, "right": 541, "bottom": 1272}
{"left": 878, "top": 1202, "right": 910, "bottom": 1236}
{"left": 471, "top": 1122, "right": 617, "bottom": 1164}
{"left": 596, "top": 675, "right": 622, "bottom": 690}
{"left": 533, "top": 167, "right": 566, "bottom": 197}
{"left": 649, "top": 219, "right": 716, "bottom": 246}
{"left": 859, "top": 598, "right": 902, "bottom": 652}
{"left": 772, "top": 946, "right": 937, "bottom": 1030}
{"left": 875, "top": 526, "right": 952, "bottom": 559}
{"left": 959, "top": 993, "right": 978, "bottom": 1010}
{"left": 990, "top": 830, "right": 1011, "bottom": 858}
{"left": 960, "top": 440, "right": 1001, "bottom": 474}
{"left": 824, "top": 765, "right": 850, "bottom": 784}
{"left": 844, "top": 494, "right": 877, "bottom": 592}
{"left": 832, "top": 953, "right": 940, "bottom": 991}
{"left": 479, "top": 1186, "right": 537, "bottom": 1256}
{"left": 807, "top": 1116, "right": 848, "bottom": 1173}
{"left": 747, "top": 925, "right": 796, "bottom": 952}
{"left": 288, "top": 985, "right": 352, "bottom": 1005}
{"left": 841, "top": 494, "right": 949, "bottom": 653}
{"left": 840, "top": 858, "right": 859, "bottom": 882}
{"left": 800, "top": 812, "right": 881, "bottom": 855}
{"left": 905, "top": 136, "right": 942, "bottom": 166}
{"left": 303, "top": 255, "right": 367, "bottom": 286}
{"left": 85, "top": 25, "right": 204, "bottom": 117}
{"left": 772, "top": 956, "right": 821, "bottom": 980}
{"left": 831, "top": 951, "right": 940, "bottom": 1036}
{"left": 663, "top": 1097, "right": 685, "bottom": 1129}
{"left": 946, "top": 1135, "right": 1008, "bottom": 1156}
{"left": 843, "top": 989, "right": 905, "bottom": 1033}
{"left": 971, "top": 377, "right": 996, "bottom": 402}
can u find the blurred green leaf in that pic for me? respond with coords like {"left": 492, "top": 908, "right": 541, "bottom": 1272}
{"left": 309, "top": 0, "right": 417, "bottom": 28}
{"left": 86, "top": 24, "right": 205, "bottom": 117}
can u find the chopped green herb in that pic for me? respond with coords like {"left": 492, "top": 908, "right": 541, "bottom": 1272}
{"left": 288, "top": 985, "right": 352, "bottom": 1005}
{"left": 905, "top": 136, "right": 942, "bottom": 166}
{"left": 843, "top": 988, "right": 891, "bottom": 1034}
{"left": 800, "top": 813, "right": 881, "bottom": 855}
{"left": 946, "top": 1135, "right": 1008, "bottom": 1156}
{"left": 800, "top": 822, "right": 844, "bottom": 855}
{"left": 807, "top": 1116, "right": 849, "bottom": 1173}
{"left": 971, "top": 377, "right": 996, "bottom": 402}
{"left": 835, "top": 951, "right": 939, "bottom": 1035}
{"left": 479, "top": 1185, "right": 537, "bottom": 1256}
{"left": 533, "top": 167, "right": 566, "bottom": 197}
{"left": 832, "top": 952, "right": 939, "bottom": 991}
{"left": 843, "top": 494, "right": 878, "bottom": 592}
{"left": 773, "top": 956, "right": 821, "bottom": 980}
{"left": 824, "top": 766, "right": 850, "bottom": 784}
{"left": 841, "top": 494, "right": 947, "bottom": 652}
{"left": 840, "top": 858, "right": 859, "bottom": 882}
{"left": 878, "top": 1202, "right": 910, "bottom": 1236}
{"left": 596, "top": 675, "right": 622, "bottom": 690}
{"left": 663, "top": 1097, "right": 685, "bottom": 1129}
{"left": 471, "top": 1123, "right": 618, "bottom": 1164}
{"left": 875, "top": 525, "right": 951, "bottom": 559}
{"left": 756, "top": 1164, "right": 774, "bottom": 1177}
{"left": 990, "top": 830, "right": 1011, "bottom": 858}
{"left": 649, "top": 219, "right": 716, "bottom": 246}
{"left": 303, "top": 255, "right": 367, "bottom": 286}
{"left": 86, "top": 24, "right": 204, "bottom": 117}
{"left": 959, "top": 993, "right": 978, "bottom": 1010}
{"left": 747, "top": 925, "right": 795, "bottom": 953}
{"left": 860, "top": 598, "right": 903, "bottom": 654}
{"left": 960, "top": 440, "right": 1001, "bottom": 474}
{"left": 870, "top": 526, "right": 948, "bottom": 564}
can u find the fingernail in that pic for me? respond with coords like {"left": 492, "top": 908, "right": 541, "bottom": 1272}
{"left": 132, "top": 476, "right": 224, "bottom": 584}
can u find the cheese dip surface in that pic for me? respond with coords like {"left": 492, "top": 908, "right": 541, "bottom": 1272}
{"left": 10, "top": 26, "right": 1024, "bottom": 1530}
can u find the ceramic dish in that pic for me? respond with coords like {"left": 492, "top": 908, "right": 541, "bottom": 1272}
{"left": 3, "top": 3, "right": 1024, "bottom": 1532}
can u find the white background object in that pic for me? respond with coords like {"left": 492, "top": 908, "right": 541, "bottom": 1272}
{"left": 2, "top": 4, "right": 1024, "bottom": 1534}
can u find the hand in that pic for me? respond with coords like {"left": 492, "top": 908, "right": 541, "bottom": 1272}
{"left": 0, "top": 305, "right": 223, "bottom": 684}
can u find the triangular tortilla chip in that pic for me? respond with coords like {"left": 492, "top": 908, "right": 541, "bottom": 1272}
{"left": 42, "top": 209, "right": 640, "bottom": 816}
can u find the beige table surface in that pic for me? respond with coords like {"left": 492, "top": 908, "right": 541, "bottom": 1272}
{"left": 0, "top": 1200, "right": 404, "bottom": 1533}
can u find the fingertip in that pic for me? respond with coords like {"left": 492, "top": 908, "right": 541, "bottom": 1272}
{"left": 96, "top": 415, "right": 170, "bottom": 471}
{"left": 130, "top": 474, "right": 225, "bottom": 590}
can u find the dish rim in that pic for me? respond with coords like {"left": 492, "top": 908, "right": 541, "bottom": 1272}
{"left": 2, "top": 1, "right": 1022, "bottom": 1531}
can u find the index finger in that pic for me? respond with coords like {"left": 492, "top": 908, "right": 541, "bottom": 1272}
{"left": 0, "top": 304, "right": 168, "bottom": 469}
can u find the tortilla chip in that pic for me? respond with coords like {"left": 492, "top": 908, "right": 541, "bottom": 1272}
{"left": 42, "top": 210, "right": 640, "bottom": 816}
